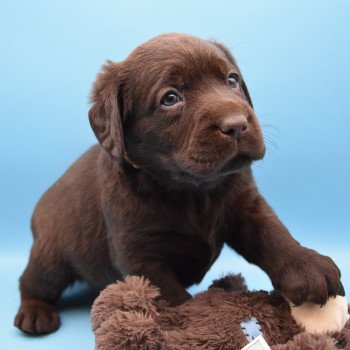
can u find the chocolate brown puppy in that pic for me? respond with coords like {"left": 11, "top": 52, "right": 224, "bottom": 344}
{"left": 14, "top": 33, "right": 340, "bottom": 335}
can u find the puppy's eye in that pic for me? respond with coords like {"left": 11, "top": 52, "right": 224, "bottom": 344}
{"left": 228, "top": 74, "right": 239, "bottom": 88}
{"left": 161, "top": 92, "right": 181, "bottom": 106}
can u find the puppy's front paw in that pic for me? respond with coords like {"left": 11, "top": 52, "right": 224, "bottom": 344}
{"left": 14, "top": 299, "right": 60, "bottom": 335}
{"left": 274, "top": 248, "right": 340, "bottom": 306}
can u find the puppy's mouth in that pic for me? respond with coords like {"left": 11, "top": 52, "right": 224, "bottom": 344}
{"left": 184, "top": 153, "right": 252, "bottom": 175}
{"left": 169, "top": 151, "right": 253, "bottom": 187}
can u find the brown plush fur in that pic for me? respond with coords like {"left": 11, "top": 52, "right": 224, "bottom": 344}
{"left": 15, "top": 33, "right": 340, "bottom": 335}
{"left": 92, "top": 275, "right": 350, "bottom": 350}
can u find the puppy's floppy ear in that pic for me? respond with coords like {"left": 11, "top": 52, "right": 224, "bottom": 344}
{"left": 209, "top": 41, "right": 254, "bottom": 108}
{"left": 89, "top": 61, "right": 124, "bottom": 159}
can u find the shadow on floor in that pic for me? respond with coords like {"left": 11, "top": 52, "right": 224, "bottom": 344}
{"left": 59, "top": 282, "right": 99, "bottom": 310}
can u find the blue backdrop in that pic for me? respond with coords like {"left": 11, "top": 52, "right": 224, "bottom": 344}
{"left": 1, "top": 1, "right": 349, "bottom": 349}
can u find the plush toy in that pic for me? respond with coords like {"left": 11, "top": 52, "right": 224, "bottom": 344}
{"left": 91, "top": 274, "right": 350, "bottom": 350}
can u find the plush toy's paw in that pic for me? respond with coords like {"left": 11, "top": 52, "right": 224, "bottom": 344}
{"left": 14, "top": 299, "right": 60, "bottom": 335}
{"left": 95, "top": 311, "right": 166, "bottom": 350}
{"left": 290, "top": 295, "right": 349, "bottom": 334}
{"left": 92, "top": 277, "right": 165, "bottom": 350}
{"left": 275, "top": 248, "right": 340, "bottom": 306}
{"left": 92, "top": 276, "right": 160, "bottom": 332}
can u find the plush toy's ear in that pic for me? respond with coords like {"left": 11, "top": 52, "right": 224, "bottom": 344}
{"left": 89, "top": 61, "right": 124, "bottom": 160}
{"left": 209, "top": 41, "right": 253, "bottom": 108}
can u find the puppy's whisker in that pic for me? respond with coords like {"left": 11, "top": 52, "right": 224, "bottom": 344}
{"left": 257, "top": 112, "right": 276, "bottom": 120}
{"left": 263, "top": 132, "right": 281, "bottom": 147}
{"left": 264, "top": 136, "right": 279, "bottom": 151}
{"left": 262, "top": 129, "right": 281, "bottom": 139}
{"left": 260, "top": 123, "right": 281, "bottom": 135}
{"left": 254, "top": 158, "right": 265, "bottom": 168}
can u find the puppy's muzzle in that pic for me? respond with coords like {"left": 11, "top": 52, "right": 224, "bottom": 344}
{"left": 217, "top": 115, "right": 248, "bottom": 140}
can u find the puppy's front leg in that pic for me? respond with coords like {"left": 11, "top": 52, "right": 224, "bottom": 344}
{"left": 226, "top": 188, "right": 340, "bottom": 306}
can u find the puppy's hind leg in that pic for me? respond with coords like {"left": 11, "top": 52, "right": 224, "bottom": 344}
{"left": 14, "top": 241, "right": 75, "bottom": 335}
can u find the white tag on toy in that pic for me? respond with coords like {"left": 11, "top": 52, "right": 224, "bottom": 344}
{"left": 241, "top": 335, "right": 271, "bottom": 350}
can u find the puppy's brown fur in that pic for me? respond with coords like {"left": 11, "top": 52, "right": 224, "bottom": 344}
{"left": 14, "top": 33, "right": 340, "bottom": 335}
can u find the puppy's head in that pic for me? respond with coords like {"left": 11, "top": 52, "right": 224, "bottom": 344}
{"left": 89, "top": 33, "right": 265, "bottom": 187}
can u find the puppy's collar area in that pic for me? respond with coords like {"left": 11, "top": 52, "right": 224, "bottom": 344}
{"left": 123, "top": 151, "right": 141, "bottom": 170}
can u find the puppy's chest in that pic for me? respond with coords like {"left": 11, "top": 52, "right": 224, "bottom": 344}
{"left": 162, "top": 198, "right": 227, "bottom": 271}
{"left": 122, "top": 192, "right": 227, "bottom": 263}
{"left": 183, "top": 213, "right": 223, "bottom": 259}
{"left": 164, "top": 224, "right": 224, "bottom": 287}
{"left": 167, "top": 194, "right": 225, "bottom": 238}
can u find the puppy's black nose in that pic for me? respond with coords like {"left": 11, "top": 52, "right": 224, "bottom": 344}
{"left": 219, "top": 115, "right": 248, "bottom": 140}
